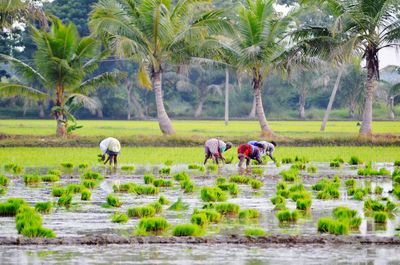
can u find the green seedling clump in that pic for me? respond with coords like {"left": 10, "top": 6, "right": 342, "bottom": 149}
{"left": 215, "top": 203, "right": 240, "bottom": 217}
{"left": 295, "top": 156, "right": 309, "bottom": 163}
{"left": 81, "top": 171, "right": 104, "bottom": 181}
{"left": 358, "top": 163, "right": 390, "bottom": 176}
{"left": 34, "top": 201, "right": 52, "bottom": 214}
{"left": 173, "top": 172, "right": 190, "bottom": 182}
{"left": 276, "top": 209, "right": 299, "bottom": 223}
{"left": 188, "top": 164, "right": 205, "bottom": 172}
{"left": 290, "top": 190, "right": 312, "bottom": 202}
{"left": 375, "top": 185, "right": 383, "bottom": 195}
{"left": 153, "top": 178, "right": 173, "bottom": 188}
{"left": 0, "top": 175, "right": 10, "bottom": 187}
{"left": 66, "top": 184, "right": 83, "bottom": 194}
{"left": 180, "top": 180, "right": 195, "bottom": 193}
{"left": 307, "top": 165, "right": 317, "bottom": 173}
{"left": 40, "top": 174, "right": 60, "bottom": 182}
{"left": 4, "top": 163, "right": 24, "bottom": 174}
{"left": 315, "top": 180, "right": 340, "bottom": 200}
{"left": 81, "top": 189, "right": 91, "bottom": 201}
{"left": 60, "top": 163, "right": 73, "bottom": 170}
{"left": 352, "top": 188, "right": 367, "bottom": 201}
{"left": 216, "top": 177, "right": 226, "bottom": 185}
{"left": 58, "top": 194, "right": 72, "bottom": 208}
{"left": 251, "top": 167, "right": 264, "bottom": 176}
{"left": 394, "top": 160, "right": 400, "bottom": 167}
{"left": 111, "top": 212, "right": 129, "bottom": 223}
{"left": 330, "top": 157, "right": 344, "bottom": 168}
{"left": 128, "top": 206, "right": 156, "bottom": 218}
{"left": 218, "top": 183, "right": 239, "bottom": 196}
{"left": 148, "top": 202, "right": 163, "bottom": 214}
{"left": 271, "top": 195, "right": 286, "bottom": 205}
{"left": 164, "top": 160, "right": 173, "bottom": 166}
{"left": 51, "top": 186, "right": 65, "bottom": 197}
{"left": 159, "top": 167, "right": 171, "bottom": 175}
{"left": 78, "top": 163, "right": 89, "bottom": 170}
{"left": 16, "top": 206, "right": 55, "bottom": 238}
{"left": 106, "top": 194, "right": 122, "bottom": 207}
{"left": 279, "top": 168, "right": 299, "bottom": 182}
{"left": 290, "top": 162, "right": 306, "bottom": 171}
{"left": 345, "top": 179, "right": 356, "bottom": 188}
{"left": 121, "top": 166, "right": 135, "bottom": 172}
{"left": 244, "top": 228, "right": 266, "bottom": 236}
{"left": 317, "top": 217, "right": 349, "bottom": 235}
{"left": 158, "top": 196, "right": 170, "bottom": 205}
{"left": 144, "top": 174, "right": 155, "bottom": 184}
{"left": 172, "top": 224, "right": 201, "bottom": 236}
{"left": 296, "top": 198, "right": 312, "bottom": 211}
{"left": 207, "top": 164, "right": 218, "bottom": 172}
{"left": 191, "top": 213, "right": 208, "bottom": 227}
{"left": 193, "top": 209, "right": 221, "bottom": 223}
{"left": 239, "top": 209, "right": 260, "bottom": 220}
{"left": 113, "top": 183, "right": 136, "bottom": 193}
{"left": 349, "top": 156, "right": 363, "bottom": 165}
{"left": 289, "top": 183, "right": 305, "bottom": 193}
{"left": 250, "top": 179, "right": 263, "bottom": 190}
{"left": 138, "top": 217, "right": 169, "bottom": 234}
{"left": 364, "top": 199, "right": 395, "bottom": 214}
{"left": 229, "top": 175, "right": 250, "bottom": 184}
{"left": 0, "top": 198, "right": 26, "bottom": 216}
{"left": 23, "top": 174, "right": 40, "bottom": 185}
{"left": 200, "top": 187, "right": 227, "bottom": 202}
{"left": 47, "top": 169, "right": 61, "bottom": 176}
{"left": 168, "top": 197, "right": 189, "bottom": 211}
{"left": 0, "top": 188, "right": 6, "bottom": 195}
{"left": 82, "top": 180, "right": 98, "bottom": 189}
{"left": 281, "top": 157, "right": 293, "bottom": 164}
{"left": 134, "top": 185, "right": 159, "bottom": 195}
{"left": 374, "top": 211, "right": 388, "bottom": 223}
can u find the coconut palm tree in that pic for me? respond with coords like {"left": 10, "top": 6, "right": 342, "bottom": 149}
{"left": 0, "top": 0, "right": 47, "bottom": 30}
{"left": 298, "top": 0, "right": 400, "bottom": 135}
{"left": 0, "top": 17, "right": 122, "bottom": 136}
{"left": 89, "top": 0, "right": 231, "bottom": 135}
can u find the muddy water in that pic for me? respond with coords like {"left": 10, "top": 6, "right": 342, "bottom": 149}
{"left": 1, "top": 244, "right": 400, "bottom": 264}
{"left": 0, "top": 163, "right": 399, "bottom": 238}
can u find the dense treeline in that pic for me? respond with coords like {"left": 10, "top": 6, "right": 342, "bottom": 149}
{"left": 0, "top": 0, "right": 399, "bottom": 136}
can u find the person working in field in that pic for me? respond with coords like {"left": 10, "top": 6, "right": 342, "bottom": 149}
{"left": 237, "top": 143, "right": 264, "bottom": 168}
{"left": 203, "top": 138, "right": 233, "bottom": 164}
{"left": 248, "top": 140, "right": 277, "bottom": 162}
{"left": 99, "top": 137, "right": 121, "bottom": 166}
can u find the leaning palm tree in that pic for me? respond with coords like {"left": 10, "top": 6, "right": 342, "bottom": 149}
{"left": 0, "top": 17, "right": 122, "bottom": 136}
{"left": 89, "top": 0, "right": 231, "bottom": 135}
{"left": 298, "top": 0, "right": 400, "bottom": 135}
{"left": 221, "top": 0, "right": 293, "bottom": 137}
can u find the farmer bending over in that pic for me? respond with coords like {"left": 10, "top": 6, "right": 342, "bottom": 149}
{"left": 237, "top": 143, "right": 263, "bottom": 168}
{"left": 99, "top": 137, "right": 121, "bottom": 166}
{"left": 248, "top": 140, "right": 277, "bottom": 162}
{"left": 204, "top": 138, "right": 233, "bottom": 164}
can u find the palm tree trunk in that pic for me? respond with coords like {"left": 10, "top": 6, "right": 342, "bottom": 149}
{"left": 360, "top": 50, "right": 377, "bottom": 135}
{"left": 224, "top": 67, "right": 229, "bottom": 126}
{"left": 248, "top": 96, "right": 256, "bottom": 118}
{"left": 194, "top": 100, "right": 204, "bottom": 117}
{"left": 298, "top": 90, "right": 306, "bottom": 119}
{"left": 389, "top": 96, "right": 395, "bottom": 120}
{"left": 153, "top": 70, "right": 175, "bottom": 135}
{"left": 320, "top": 68, "right": 344, "bottom": 131}
{"left": 127, "top": 82, "right": 132, "bottom": 120}
{"left": 38, "top": 100, "right": 45, "bottom": 118}
{"left": 55, "top": 84, "right": 67, "bottom": 137}
{"left": 253, "top": 68, "right": 273, "bottom": 137}
{"left": 131, "top": 93, "right": 145, "bottom": 119}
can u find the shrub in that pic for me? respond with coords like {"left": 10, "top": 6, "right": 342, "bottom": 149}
{"left": 158, "top": 196, "right": 170, "bottom": 205}
{"left": 200, "top": 187, "right": 227, "bottom": 202}
{"left": 244, "top": 228, "right": 266, "bottom": 236}
{"left": 121, "top": 166, "right": 135, "bottom": 172}
{"left": 239, "top": 209, "right": 260, "bottom": 220}
{"left": 276, "top": 210, "right": 299, "bottom": 223}
{"left": 106, "top": 194, "right": 122, "bottom": 207}
{"left": 172, "top": 224, "right": 201, "bottom": 236}
{"left": 349, "top": 156, "right": 363, "bottom": 165}
{"left": 191, "top": 213, "right": 208, "bottom": 227}
{"left": 229, "top": 175, "right": 250, "bottom": 184}
{"left": 66, "top": 184, "right": 83, "bottom": 194}
{"left": 215, "top": 203, "right": 240, "bottom": 217}
{"left": 153, "top": 179, "right": 173, "bottom": 188}
{"left": 168, "top": 197, "right": 189, "bottom": 211}
{"left": 218, "top": 183, "right": 239, "bottom": 196}
{"left": 47, "top": 169, "right": 61, "bottom": 176}
{"left": 0, "top": 198, "right": 26, "bottom": 216}
{"left": 279, "top": 168, "right": 299, "bottom": 182}
{"left": 34, "top": 202, "right": 52, "bottom": 214}
{"left": 138, "top": 217, "right": 169, "bottom": 233}
{"left": 180, "top": 180, "right": 195, "bottom": 193}
{"left": 207, "top": 164, "right": 218, "bottom": 172}
{"left": 81, "top": 171, "right": 104, "bottom": 181}
{"left": 128, "top": 206, "right": 156, "bottom": 218}
{"left": 81, "top": 189, "right": 91, "bottom": 201}
{"left": 113, "top": 183, "right": 136, "bottom": 193}
{"left": 144, "top": 174, "right": 155, "bottom": 184}
{"left": 51, "top": 186, "right": 65, "bottom": 197}
{"left": 296, "top": 198, "right": 312, "bottom": 211}
{"left": 111, "top": 212, "right": 129, "bottom": 223}
{"left": 23, "top": 174, "right": 40, "bottom": 185}
{"left": 58, "top": 194, "right": 72, "bottom": 208}
{"left": 173, "top": 172, "right": 190, "bottom": 182}
{"left": 40, "top": 174, "right": 60, "bottom": 182}
{"left": 82, "top": 180, "right": 98, "bottom": 189}
{"left": 251, "top": 168, "right": 264, "bottom": 176}
{"left": 307, "top": 165, "right": 317, "bottom": 173}
{"left": 134, "top": 185, "right": 159, "bottom": 195}
{"left": 0, "top": 175, "right": 10, "bottom": 187}
{"left": 271, "top": 195, "right": 285, "bottom": 205}
{"left": 374, "top": 211, "right": 388, "bottom": 223}
{"left": 193, "top": 209, "right": 221, "bottom": 223}
{"left": 250, "top": 179, "right": 263, "bottom": 190}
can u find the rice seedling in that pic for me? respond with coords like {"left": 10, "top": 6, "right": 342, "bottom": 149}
{"left": 40, "top": 174, "right": 60, "bottom": 182}
{"left": 207, "top": 164, "right": 218, "bottom": 172}
{"left": 106, "top": 194, "right": 122, "bottom": 207}
{"left": 244, "top": 228, "right": 266, "bottom": 236}
{"left": 0, "top": 198, "right": 26, "bottom": 216}
{"left": 128, "top": 206, "right": 156, "bottom": 218}
{"left": 281, "top": 157, "right": 293, "bottom": 164}
{"left": 158, "top": 196, "right": 170, "bottom": 205}
{"left": 148, "top": 201, "right": 163, "bottom": 214}
{"left": 138, "top": 217, "right": 169, "bottom": 234}
{"left": 188, "top": 164, "right": 205, "bottom": 172}
{"left": 373, "top": 211, "right": 388, "bottom": 223}
{"left": 169, "top": 197, "right": 189, "bottom": 211}
{"left": 349, "top": 217, "right": 362, "bottom": 229}
{"left": 317, "top": 217, "right": 348, "bottom": 235}
{"left": 0, "top": 175, "right": 10, "bottom": 187}
{"left": 200, "top": 187, "right": 227, "bottom": 202}
{"left": 317, "top": 188, "right": 340, "bottom": 200}
{"left": 173, "top": 172, "right": 190, "bottom": 182}
{"left": 23, "top": 174, "right": 40, "bottom": 185}
{"left": 239, "top": 209, "right": 260, "bottom": 220}
{"left": 47, "top": 169, "right": 61, "bottom": 176}
{"left": 250, "top": 179, "right": 263, "bottom": 190}
{"left": 172, "top": 224, "right": 201, "bottom": 236}
{"left": 357, "top": 163, "right": 390, "bottom": 176}
{"left": 279, "top": 168, "right": 299, "bottom": 182}
{"left": 82, "top": 180, "right": 98, "bottom": 189}
{"left": 229, "top": 175, "right": 250, "bottom": 184}
{"left": 290, "top": 191, "right": 312, "bottom": 202}
{"left": 193, "top": 209, "right": 221, "bottom": 223}
{"left": 51, "top": 186, "right": 65, "bottom": 197}
{"left": 113, "top": 183, "right": 136, "bottom": 193}
{"left": 312, "top": 178, "right": 331, "bottom": 191}
{"left": 307, "top": 165, "right": 317, "bottom": 173}
{"left": 289, "top": 183, "right": 305, "bottom": 193}
{"left": 111, "top": 212, "right": 129, "bottom": 223}
{"left": 21, "top": 226, "right": 56, "bottom": 238}
{"left": 251, "top": 167, "right": 264, "bottom": 176}
{"left": 81, "top": 171, "right": 104, "bottom": 181}
{"left": 349, "top": 156, "right": 363, "bottom": 165}
{"left": 34, "top": 201, "right": 52, "bottom": 214}
{"left": 180, "top": 180, "right": 195, "bottom": 193}
{"left": 332, "top": 207, "right": 358, "bottom": 220}
{"left": 144, "top": 174, "right": 155, "bottom": 184}
{"left": 66, "top": 184, "right": 83, "bottom": 194}
{"left": 134, "top": 185, "right": 159, "bottom": 195}
{"left": 345, "top": 179, "right": 356, "bottom": 188}
{"left": 164, "top": 160, "right": 173, "bottom": 166}
{"left": 81, "top": 189, "right": 91, "bottom": 201}
{"left": 296, "top": 198, "right": 312, "bottom": 211}
{"left": 216, "top": 177, "right": 226, "bottom": 185}
{"left": 153, "top": 178, "right": 173, "bottom": 188}
{"left": 158, "top": 167, "right": 171, "bottom": 175}
{"left": 294, "top": 156, "right": 309, "bottom": 163}
{"left": 329, "top": 160, "right": 341, "bottom": 168}
{"left": 58, "top": 194, "right": 72, "bottom": 208}
{"left": 218, "top": 183, "right": 239, "bottom": 196}
{"left": 276, "top": 209, "right": 299, "bottom": 223}
{"left": 363, "top": 199, "right": 395, "bottom": 214}
{"left": 275, "top": 161, "right": 281, "bottom": 167}
{"left": 4, "top": 163, "right": 24, "bottom": 174}
{"left": 393, "top": 168, "right": 400, "bottom": 178}
{"left": 393, "top": 186, "right": 400, "bottom": 200}
{"left": 276, "top": 181, "right": 288, "bottom": 191}
{"left": 224, "top": 155, "right": 234, "bottom": 164}
{"left": 0, "top": 188, "right": 6, "bottom": 195}
{"left": 60, "top": 163, "right": 73, "bottom": 171}
{"left": 214, "top": 203, "right": 240, "bottom": 217}
{"left": 290, "top": 162, "right": 306, "bottom": 171}
{"left": 353, "top": 189, "right": 366, "bottom": 201}
{"left": 191, "top": 212, "right": 208, "bottom": 227}
{"left": 121, "top": 165, "right": 135, "bottom": 172}
{"left": 78, "top": 163, "right": 89, "bottom": 171}
{"left": 270, "top": 195, "right": 286, "bottom": 205}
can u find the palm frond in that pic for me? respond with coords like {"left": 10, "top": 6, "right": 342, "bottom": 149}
{"left": 66, "top": 94, "right": 100, "bottom": 114}
{"left": 0, "top": 54, "right": 47, "bottom": 84}
{"left": 0, "top": 83, "right": 47, "bottom": 99}
{"left": 137, "top": 65, "right": 152, "bottom": 89}
{"left": 75, "top": 71, "right": 126, "bottom": 94}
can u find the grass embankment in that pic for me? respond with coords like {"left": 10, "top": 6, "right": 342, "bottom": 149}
{"left": 1, "top": 120, "right": 400, "bottom": 147}
{"left": 1, "top": 146, "right": 399, "bottom": 167}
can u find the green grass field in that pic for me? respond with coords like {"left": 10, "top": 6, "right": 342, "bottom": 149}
{"left": 1, "top": 120, "right": 400, "bottom": 138}
{"left": 2, "top": 146, "right": 399, "bottom": 167}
